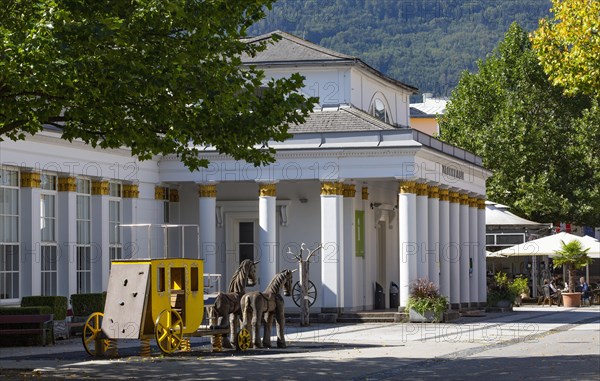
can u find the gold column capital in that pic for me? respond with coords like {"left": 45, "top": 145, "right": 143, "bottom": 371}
{"left": 439, "top": 188, "right": 449, "bottom": 201}
{"left": 92, "top": 180, "right": 109, "bottom": 196}
{"left": 169, "top": 189, "right": 180, "bottom": 202}
{"left": 198, "top": 184, "right": 217, "bottom": 198}
{"left": 321, "top": 181, "right": 343, "bottom": 196}
{"left": 58, "top": 177, "right": 77, "bottom": 192}
{"left": 398, "top": 180, "right": 416, "bottom": 194}
{"left": 343, "top": 184, "right": 356, "bottom": 198}
{"left": 428, "top": 185, "right": 439, "bottom": 198}
{"left": 416, "top": 183, "right": 429, "bottom": 196}
{"left": 478, "top": 198, "right": 486, "bottom": 209}
{"left": 449, "top": 191, "right": 460, "bottom": 203}
{"left": 122, "top": 184, "right": 139, "bottom": 198}
{"left": 459, "top": 193, "right": 469, "bottom": 205}
{"left": 361, "top": 187, "right": 369, "bottom": 200}
{"left": 154, "top": 186, "right": 165, "bottom": 200}
{"left": 469, "top": 197, "right": 478, "bottom": 208}
{"left": 21, "top": 172, "right": 41, "bottom": 188}
{"left": 258, "top": 183, "right": 277, "bottom": 197}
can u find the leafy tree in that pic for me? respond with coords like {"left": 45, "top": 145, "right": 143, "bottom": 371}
{"left": 0, "top": 0, "right": 315, "bottom": 170}
{"left": 531, "top": 0, "right": 600, "bottom": 96}
{"left": 439, "top": 23, "right": 599, "bottom": 226}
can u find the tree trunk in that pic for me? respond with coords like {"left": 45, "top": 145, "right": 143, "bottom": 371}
{"left": 300, "top": 260, "right": 310, "bottom": 326}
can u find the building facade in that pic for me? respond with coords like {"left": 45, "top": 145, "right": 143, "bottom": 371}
{"left": 0, "top": 31, "right": 490, "bottom": 311}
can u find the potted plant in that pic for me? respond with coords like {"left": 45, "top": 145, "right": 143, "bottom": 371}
{"left": 509, "top": 275, "right": 529, "bottom": 306}
{"left": 552, "top": 240, "right": 592, "bottom": 307}
{"left": 487, "top": 272, "right": 517, "bottom": 309}
{"left": 406, "top": 278, "right": 448, "bottom": 323}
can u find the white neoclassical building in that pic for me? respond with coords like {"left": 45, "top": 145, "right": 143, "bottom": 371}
{"left": 0, "top": 31, "right": 490, "bottom": 312}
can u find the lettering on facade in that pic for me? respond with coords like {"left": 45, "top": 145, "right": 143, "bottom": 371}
{"left": 442, "top": 165, "right": 465, "bottom": 180}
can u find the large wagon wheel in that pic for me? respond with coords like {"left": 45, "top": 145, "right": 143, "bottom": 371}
{"left": 237, "top": 328, "right": 251, "bottom": 351}
{"left": 82, "top": 312, "right": 110, "bottom": 356}
{"left": 292, "top": 280, "right": 317, "bottom": 307}
{"left": 154, "top": 309, "right": 183, "bottom": 354}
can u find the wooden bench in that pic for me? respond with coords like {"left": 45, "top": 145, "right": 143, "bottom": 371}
{"left": 0, "top": 314, "right": 54, "bottom": 346}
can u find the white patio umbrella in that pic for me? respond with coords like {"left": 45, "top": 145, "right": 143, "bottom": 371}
{"left": 493, "top": 232, "right": 600, "bottom": 295}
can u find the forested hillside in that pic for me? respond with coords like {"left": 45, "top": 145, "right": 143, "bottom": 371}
{"left": 248, "top": 0, "right": 552, "bottom": 98}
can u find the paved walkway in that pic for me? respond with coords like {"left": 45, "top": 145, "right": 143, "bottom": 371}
{"left": 1, "top": 305, "right": 599, "bottom": 380}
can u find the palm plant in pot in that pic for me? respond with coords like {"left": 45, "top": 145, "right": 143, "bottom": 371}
{"left": 406, "top": 278, "right": 448, "bottom": 322}
{"left": 552, "top": 240, "right": 592, "bottom": 307}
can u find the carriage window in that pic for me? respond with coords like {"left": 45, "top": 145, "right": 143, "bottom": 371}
{"left": 190, "top": 267, "right": 199, "bottom": 291}
{"left": 239, "top": 222, "right": 255, "bottom": 264}
{"left": 157, "top": 267, "right": 165, "bottom": 292}
{"left": 171, "top": 268, "right": 184, "bottom": 291}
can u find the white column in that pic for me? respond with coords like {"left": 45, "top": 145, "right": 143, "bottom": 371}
{"left": 121, "top": 184, "right": 139, "bottom": 260}
{"left": 449, "top": 191, "right": 461, "bottom": 307}
{"left": 258, "top": 183, "right": 278, "bottom": 290}
{"left": 459, "top": 193, "right": 470, "bottom": 307}
{"left": 478, "top": 198, "right": 487, "bottom": 305}
{"left": 58, "top": 177, "right": 78, "bottom": 299}
{"left": 342, "top": 184, "right": 357, "bottom": 310}
{"left": 468, "top": 197, "right": 479, "bottom": 306}
{"left": 20, "top": 172, "right": 42, "bottom": 297}
{"left": 398, "top": 181, "right": 417, "bottom": 308}
{"left": 320, "top": 181, "right": 344, "bottom": 311}
{"left": 427, "top": 186, "right": 440, "bottom": 288}
{"left": 416, "top": 183, "right": 429, "bottom": 281}
{"left": 199, "top": 184, "right": 217, "bottom": 274}
{"left": 438, "top": 189, "right": 450, "bottom": 299}
{"left": 91, "top": 180, "right": 109, "bottom": 292}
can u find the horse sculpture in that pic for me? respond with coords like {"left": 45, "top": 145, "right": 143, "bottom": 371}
{"left": 209, "top": 259, "right": 258, "bottom": 348}
{"left": 240, "top": 269, "right": 294, "bottom": 348}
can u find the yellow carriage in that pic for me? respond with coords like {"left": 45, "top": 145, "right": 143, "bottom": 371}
{"left": 82, "top": 224, "right": 226, "bottom": 356}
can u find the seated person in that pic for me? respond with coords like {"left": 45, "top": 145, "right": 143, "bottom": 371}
{"left": 579, "top": 277, "right": 591, "bottom": 304}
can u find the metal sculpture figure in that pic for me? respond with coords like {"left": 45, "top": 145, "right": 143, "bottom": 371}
{"left": 209, "top": 259, "right": 258, "bottom": 348}
{"left": 240, "top": 269, "right": 294, "bottom": 348}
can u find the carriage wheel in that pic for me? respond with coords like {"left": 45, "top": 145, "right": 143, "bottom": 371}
{"left": 154, "top": 309, "right": 184, "bottom": 354}
{"left": 82, "top": 312, "right": 110, "bottom": 357}
{"left": 292, "top": 280, "right": 317, "bottom": 307}
{"left": 237, "top": 328, "right": 251, "bottom": 351}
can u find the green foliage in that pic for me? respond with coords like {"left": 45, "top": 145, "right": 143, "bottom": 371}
{"left": 249, "top": 0, "right": 551, "bottom": 97}
{"left": 21, "top": 296, "right": 68, "bottom": 320}
{"left": 487, "top": 272, "right": 518, "bottom": 307}
{"left": 405, "top": 278, "right": 448, "bottom": 321}
{"left": 439, "top": 23, "right": 599, "bottom": 226}
{"left": 508, "top": 275, "right": 529, "bottom": 296}
{"left": 0, "top": 0, "right": 315, "bottom": 171}
{"left": 0, "top": 306, "right": 53, "bottom": 315}
{"left": 70, "top": 292, "right": 106, "bottom": 317}
{"left": 532, "top": 0, "right": 600, "bottom": 96}
{"left": 552, "top": 240, "right": 592, "bottom": 292}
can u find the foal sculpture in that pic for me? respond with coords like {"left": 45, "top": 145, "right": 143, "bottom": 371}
{"left": 209, "top": 259, "right": 258, "bottom": 348}
{"left": 240, "top": 269, "right": 294, "bottom": 348}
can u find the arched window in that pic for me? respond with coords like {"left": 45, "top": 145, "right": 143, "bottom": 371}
{"left": 369, "top": 96, "right": 391, "bottom": 124}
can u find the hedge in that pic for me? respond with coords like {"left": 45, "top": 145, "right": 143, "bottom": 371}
{"left": 0, "top": 306, "right": 53, "bottom": 315}
{"left": 21, "top": 296, "right": 68, "bottom": 320}
{"left": 70, "top": 292, "right": 106, "bottom": 317}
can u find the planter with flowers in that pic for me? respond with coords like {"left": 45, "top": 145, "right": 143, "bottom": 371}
{"left": 406, "top": 278, "right": 448, "bottom": 323}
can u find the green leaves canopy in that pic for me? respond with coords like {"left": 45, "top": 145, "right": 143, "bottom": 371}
{"left": 1, "top": 0, "right": 315, "bottom": 170}
{"left": 552, "top": 240, "right": 592, "bottom": 292}
{"left": 439, "top": 23, "right": 600, "bottom": 226}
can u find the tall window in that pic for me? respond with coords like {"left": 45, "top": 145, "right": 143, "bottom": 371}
{"left": 40, "top": 174, "right": 57, "bottom": 296}
{"left": 163, "top": 187, "right": 170, "bottom": 223}
{"left": 369, "top": 97, "right": 391, "bottom": 124}
{"left": 76, "top": 178, "right": 91, "bottom": 293}
{"left": 0, "top": 168, "right": 19, "bottom": 301}
{"left": 238, "top": 222, "right": 255, "bottom": 264}
{"left": 109, "top": 182, "right": 122, "bottom": 264}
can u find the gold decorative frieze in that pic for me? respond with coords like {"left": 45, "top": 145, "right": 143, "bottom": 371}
{"left": 459, "top": 193, "right": 469, "bottom": 205}
{"left": 478, "top": 198, "right": 486, "bottom": 209}
{"left": 320, "top": 181, "right": 343, "bottom": 196}
{"left": 416, "top": 183, "right": 429, "bottom": 196}
{"left": 343, "top": 184, "right": 356, "bottom": 198}
{"left": 258, "top": 183, "right": 277, "bottom": 197}
{"left": 439, "top": 188, "right": 449, "bottom": 201}
{"left": 398, "top": 180, "right": 416, "bottom": 194}
{"left": 92, "top": 180, "right": 109, "bottom": 196}
{"left": 198, "top": 184, "right": 217, "bottom": 198}
{"left": 20, "top": 172, "right": 41, "bottom": 188}
{"left": 122, "top": 184, "right": 139, "bottom": 198}
{"left": 428, "top": 185, "right": 439, "bottom": 199}
{"left": 169, "top": 189, "right": 179, "bottom": 202}
{"left": 449, "top": 191, "right": 460, "bottom": 203}
{"left": 361, "top": 187, "right": 369, "bottom": 200}
{"left": 58, "top": 177, "right": 76, "bottom": 192}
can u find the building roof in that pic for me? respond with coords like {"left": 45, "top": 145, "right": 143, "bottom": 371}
{"left": 242, "top": 31, "right": 418, "bottom": 94}
{"left": 410, "top": 93, "right": 448, "bottom": 117}
{"left": 485, "top": 201, "right": 549, "bottom": 228}
{"left": 288, "top": 106, "right": 401, "bottom": 133}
